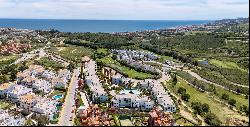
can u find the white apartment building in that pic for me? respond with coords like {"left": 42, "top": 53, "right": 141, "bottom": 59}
{"left": 32, "top": 79, "right": 52, "bottom": 94}
{"left": 84, "top": 59, "right": 108, "bottom": 103}
{"left": 52, "top": 77, "right": 67, "bottom": 89}
{"left": 32, "top": 97, "right": 57, "bottom": 121}
{"left": 138, "top": 79, "right": 176, "bottom": 112}
{"left": 7, "top": 85, "right": 32, "bottom": 103}
{"left": 111, "top": 93, "right": 154, "bottom": 110}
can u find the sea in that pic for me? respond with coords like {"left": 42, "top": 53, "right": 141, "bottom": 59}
{"left": 0, "top": 19, "right": 210, "bottom": 33}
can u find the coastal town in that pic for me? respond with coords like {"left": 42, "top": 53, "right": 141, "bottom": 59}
{"left": 0, "top": 17, "right": 249, "bottom": 126}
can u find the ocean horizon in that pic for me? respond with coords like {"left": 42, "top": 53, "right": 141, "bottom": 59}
{"left": 0, "top": 19, "right": 211, "bottom": 33}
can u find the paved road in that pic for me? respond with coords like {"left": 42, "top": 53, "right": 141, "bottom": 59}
{"left": 58, "top": 67, "right": 80, "bottom": 126}
{"left": 12, "top": 47, "right": 45, "bottom": 65}
{"left": 186, "top": 70, "right": 249, "bottom": 88}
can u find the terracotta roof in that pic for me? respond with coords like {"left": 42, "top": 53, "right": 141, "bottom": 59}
{"left": 20, "top": 93, "right": 37, "bottom": 104}
{"left": 82, "top": 56, "right": 90, "bottom": 62}
{"left": 0, "top": 83, "right": 11, "bottom": 90}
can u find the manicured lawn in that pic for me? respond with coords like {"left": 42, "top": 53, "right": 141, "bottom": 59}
{"left": 156, "top": 54, "right": 180, "bottom": 63}
{"left": 56, "top": 45, "right": 94, "bottom": 63}
{"left": 34, "top": 57, "right": 64, "bottom": 70}
{"left": 143, "top": 61, "right": 163, "bottom": 70}
{"left": 209, "top": 59, "right": 247, "bottom": 72}
{"left": 97, "top": 57, "right": 154, "bottom": 79}
{"left": 166, "top": 77, "right": 246, "bottom": 124}
{"left": 215, "top": 86, "right": 249, "bottom": 109}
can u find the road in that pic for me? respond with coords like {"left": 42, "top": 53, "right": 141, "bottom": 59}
{"left": 149, "top": 60, "right": 249, "bottom": 95}
{"left": 57, "top": 67, "right": 80, "bottom": 126}
{"left": 186, "top": 70, "right": 249, "bottom": 88}
{"left": 12, "top": 47, "right": 45, "bottom": 65}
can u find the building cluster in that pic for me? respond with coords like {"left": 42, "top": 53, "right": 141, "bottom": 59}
{"left": 114, "top": 17, "right": 249, "bottom": 37}
{"left": 138, "top": 79, "right": 176, "bottom": 112}
{"left": 0, "top": 64, "right": 71, "bottom": 124}
{"left": 148, "top": 108, "right": 175, "bottom": 126}
{"left": 0, "top": 42, "right": 32, "bottom": 55}
{"left": 83, "top": 57, "right": 108, "bottom": 103}
{"left": 17, "top": 64, "right": 71, "bottom": 91}
{"left": 111, "top": 91, "right": 154, "bottom": 110}
{"left": 0, "top": 109, "right": 26, "bottom": 126}
{"left": 112, "top": 49, "right": 161, "bottom": 74}
{"left": 76, "top": 104, "right": 110, "bottom": 126}
{"left": 0, "top": 28, "right": 46, "bottom": 44}
{"left": 112, "top": 49, "right": 158, "bottom": 61}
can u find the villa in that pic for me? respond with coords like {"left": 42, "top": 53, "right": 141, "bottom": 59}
{"left": 21, "top": 76, "right": 36, "bottom": 87}
{"left": 52, "top": 77, "right": 67, "bottom": 89}
{"left": 0, "top": 82, "right": 15, "bottom": 98}
{"left": 32, "top": 97, "right": 57, "bottom": 121}
{"left": 58, "top": 69, "right": 71, "bottom": 81}
{"left": 19, "top": 93, "right": 38, "bottom": 114}
{"left": 138, "top": 80, "right": 176, "bottom": 112}
{"left": 41, "top": 70, "right": 56, "bottom": 80}
{"left": 7, "top": 85, "right": 32, "bottom": 103}
{"left": 111, "top": 91, "right": 154, "bottom": 110}
{"left": 32, "top": 79, "right": 52, "bottom": 94}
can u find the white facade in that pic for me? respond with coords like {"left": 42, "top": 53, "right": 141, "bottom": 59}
{"left": 111, "top": 93, "right": 154, "bottom": 110}
{"left": 32, "top": 97, "right": 57, "bottom": 121}
{"left": 138, "top": 79, "right": 176, "bottom": 112}
{"left": 0, "top": 109, "right": 25, "bottom": 126}
{"left": 7, "top": 85, "right": 32, "bottom": 103}
{"left": 32, "top": 79, "right": 52, "bottom": 94}
{"left": 84, "top": 59, "right": 107, "bottom": 103}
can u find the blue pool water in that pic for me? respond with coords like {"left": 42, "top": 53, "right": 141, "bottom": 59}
{"left": 120, "top": 89, "right": 141, "bottom": 95}
{"left": 52, "top": 94, "right": 64, "bottom": 100}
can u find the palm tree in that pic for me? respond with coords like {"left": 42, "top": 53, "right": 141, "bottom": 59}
{"left": 24, "top": 118, "right": 34, "bottom": 126}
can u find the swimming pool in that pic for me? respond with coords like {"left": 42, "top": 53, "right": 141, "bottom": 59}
{"left": 52, "top": 94, "right": 64, "bottom": 100}
{"left": 120, "top": 89, "right": 141, "bottom": 95}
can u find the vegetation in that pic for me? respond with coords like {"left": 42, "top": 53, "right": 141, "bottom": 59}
{"left": 166, "top": 77, "right": 244, "bottom": 125}
{"left": 96, "top": 57, "right": 155, "bottom": 80}
{"left": 34, "top": 57, "right": 64, "bottom": 71}
{"left": 54, "top": 45, "right": 94, "bottom": 64}
{"left": 175, "top": 70, "right": 249, "bottom": 111}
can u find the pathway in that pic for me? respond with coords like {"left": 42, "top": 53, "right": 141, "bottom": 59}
{"left": 57, "top": 67, "right": 80, "bottom": 126}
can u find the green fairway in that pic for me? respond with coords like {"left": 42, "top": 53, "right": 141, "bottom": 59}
{"left": 56, "top": 45, "right": 94, "bottom": 63}
{"left": 97, "top": 57, "right": 154, "bottom": 79}
{"left": 209, "top": 59, "right": 247, "bottom": 72}
{"left": 166, "top": 77, "right": 248, "bottom": 124}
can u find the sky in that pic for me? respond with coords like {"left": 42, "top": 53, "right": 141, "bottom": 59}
{"left": 0, "top": 0, "right": 248, "bottom": 20}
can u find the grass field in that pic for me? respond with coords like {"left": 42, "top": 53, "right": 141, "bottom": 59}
{"left": 209, "top": 59, "right": 247, "bottom": 72}
{"left": 56, "top": 45, "right": 94, "bottom": 63}
{"left": 176, "top": 70, "right": 249, "bottom": 110}
{"left": 97, "top": 57, "right": 154, "bottom": 79}
{"left": 215, "top": 86, "right": 249, "bottom": 109}
{"left": 166, "top": 77, "right": 248, "bottom": 124}
{"left": 156, "top": 54, "right": 180, "bottom": 63}
{"left": 35, "top": 57, "right": 64, "bottom": 70}
{"left": 144, "top": 61, "right": 163, "bottom": 70}
{"left": 0, "top": 55, "right": 18, "bottom": 62}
